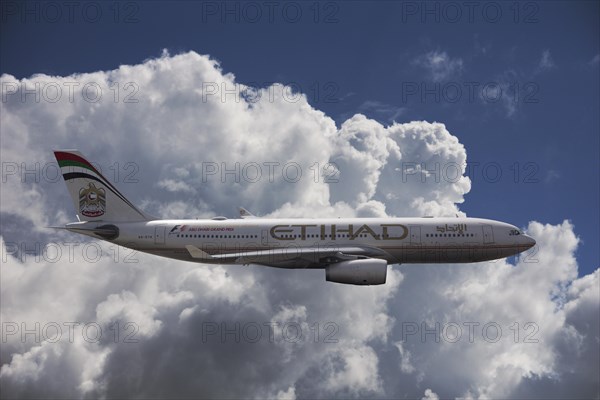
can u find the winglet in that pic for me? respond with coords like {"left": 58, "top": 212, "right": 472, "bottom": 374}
{"left": 185, "top": 245, "right": 214, "bottom": 259}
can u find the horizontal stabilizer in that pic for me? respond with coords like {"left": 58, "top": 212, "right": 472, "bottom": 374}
{"left": 49, "top": 223, "right": 119, "bottom": 240}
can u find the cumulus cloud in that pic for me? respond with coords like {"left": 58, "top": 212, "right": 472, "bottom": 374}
{"left": 1, "top": 51, "right": 598, "bottom": 399}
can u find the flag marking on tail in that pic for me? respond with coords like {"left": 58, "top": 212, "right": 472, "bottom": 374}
{"left": 55, "top": 151, "right": 148, "bottom": 220}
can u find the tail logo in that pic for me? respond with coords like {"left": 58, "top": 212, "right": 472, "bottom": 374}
{"left": 79, "top": 183, "right": 106, "bottom": 217}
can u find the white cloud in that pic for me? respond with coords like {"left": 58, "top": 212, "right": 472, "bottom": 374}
{"left": 539, "top": 50, "right": 556, "bottom": 70}
{"left": 482, "top": 50, "right": 555, "bottom": 118}
{"left": 156, "top": 179, "right": 196, "bottom": 193}
{"left": 357, "top": 100, "right": 406, "bottom": 124}
{"left": 96, "top": 291, "right": 163, "bottom": 338}
{"left": 544, "top": 169, "right": 560, "bottom": 183}
{"left": 422, "top": 388, "right": 440, "bottom": 400}
{"left": 0, "top": 51, "right": 597, "bottom": 399}
{"left": 394, "top": 341, "right": 416, "bottom": 374}
{"left": 413, "top": 50, "right": 464, "bottom": 82}
{"left": 276, "top": 385, "right": 297, "bottom": 400}
{"left": 479, "top": 69, "right": 522, "bottom": 118}
{"left": 323, "top": 345, "right": 383, "bottom": 394}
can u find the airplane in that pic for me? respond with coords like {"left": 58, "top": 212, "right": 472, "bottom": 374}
{"left": 52, "top": 150, "right": 536, "bottom": 285}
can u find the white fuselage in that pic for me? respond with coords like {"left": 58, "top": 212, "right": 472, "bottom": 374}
{"left": 67, "top": 217, "right": 536, "bottom": 267}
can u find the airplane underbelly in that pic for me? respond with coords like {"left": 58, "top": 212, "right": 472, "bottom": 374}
{"left": 385, "top": 244, "right": 519, "bottom": 263}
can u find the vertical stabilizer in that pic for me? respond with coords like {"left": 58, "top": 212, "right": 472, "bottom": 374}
{"left": 54, "top": 150, "right": 151, "bottom": 222}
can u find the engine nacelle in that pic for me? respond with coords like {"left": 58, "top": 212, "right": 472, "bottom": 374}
{"left": 325, "top": 259, "right": 388, "bottom": 285}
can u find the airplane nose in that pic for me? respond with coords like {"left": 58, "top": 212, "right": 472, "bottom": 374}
{"left": 523, "top": 235, "right": 536, "bottom": 249}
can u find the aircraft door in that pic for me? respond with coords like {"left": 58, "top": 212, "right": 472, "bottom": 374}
{"left": 261, "top": 229, "right": 268, "bottom": 246}
{"left": 482, "top": 225, "right": 494, "bottom": 244}
{"left": 154, "top": 226, "right": 166, "bottom": 245}
{"left": 409, "top": 226, "right": 421, "bottom": 245}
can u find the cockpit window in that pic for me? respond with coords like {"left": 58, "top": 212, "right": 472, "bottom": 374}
{"left": 509, "top": 229, "right": 521, "bottom": 236}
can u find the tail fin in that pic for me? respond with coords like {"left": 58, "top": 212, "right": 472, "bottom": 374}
{"left": 54, "top": 150, "right": 152, "bottom": 222}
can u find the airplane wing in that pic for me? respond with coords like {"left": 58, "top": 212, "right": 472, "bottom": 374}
{"left": 185, "top": 244, "right": 393, "bottom": 268}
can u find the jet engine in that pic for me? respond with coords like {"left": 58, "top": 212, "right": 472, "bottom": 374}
{"left": 325, "top": 259, "right": 388, "bottom": 285}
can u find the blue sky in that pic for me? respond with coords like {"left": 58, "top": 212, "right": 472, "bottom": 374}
{"left": 2, "top": 0, "right": 597, "bottom": 274}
